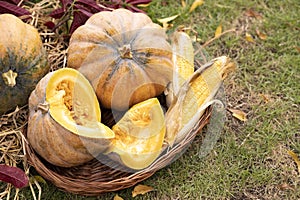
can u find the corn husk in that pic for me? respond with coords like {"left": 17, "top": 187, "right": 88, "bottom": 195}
{"left": 165, "top": 30, "right": 195, "bottom": 106}
{"left": 165, "top": 56, "right": 236, "bottom": 146}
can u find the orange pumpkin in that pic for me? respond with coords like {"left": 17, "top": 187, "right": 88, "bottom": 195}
{"left": 67, "top": 8, "right": 173, "bottom": 110}
{"left": 27, "top": 68, "right": 114, "bottom": 167}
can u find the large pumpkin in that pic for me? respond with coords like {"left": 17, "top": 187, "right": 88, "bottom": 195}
{"left": 67, "top": 8, "right": 173, "bottom": 110}
{"left": 0, "top": 14, "right": 49, "bottom": 115}
{"left": 27, "top": 68, "right": 114, "bottom": 167}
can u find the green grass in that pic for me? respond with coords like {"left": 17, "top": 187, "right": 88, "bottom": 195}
{"left": 18, "top": 0, "right": 300, "bottom": 199}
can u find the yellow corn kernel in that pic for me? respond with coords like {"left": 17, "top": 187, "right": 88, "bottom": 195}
{"left": 166, "top": 30, "right": 195, "bottom": 106}
{"left": 165, "top": 56, "right": 236, "bottom": 146}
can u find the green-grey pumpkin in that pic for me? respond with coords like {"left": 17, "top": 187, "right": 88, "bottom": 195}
{"left": 0, "top": 14, "right": 49, "bottom": 115}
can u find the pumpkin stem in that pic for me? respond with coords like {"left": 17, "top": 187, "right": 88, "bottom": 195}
{"left": 2, "top": 69, "right": 18, "bottom": 87}
{"left": 38, "top": 102, "right": 50, "bottom": 114}
{"left": 118, "top": 44, "right": 133, "bottom": 59}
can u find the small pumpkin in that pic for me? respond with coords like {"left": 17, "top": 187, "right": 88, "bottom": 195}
{"left": 27, "top": 68, "right": 114, "bottom": 167}
{"left": 105, "top": 98, "right": 166, "bottom": 170}
{"left": 67, "top": 8, "right": 173, "bottom": 111}
{"left": 0, "top": 14, "right": 49, "bottom": 115}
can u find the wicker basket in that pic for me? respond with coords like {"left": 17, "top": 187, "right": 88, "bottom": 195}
{"left": 24, "top": 107, "right": 212, "bottom": 196}
{"left": 23, "top": 46, "right": 223, "bottom": 196}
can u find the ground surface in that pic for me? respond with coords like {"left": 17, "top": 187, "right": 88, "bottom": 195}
{"left": 1, "top": 0, "right": 299, "bottom": 199}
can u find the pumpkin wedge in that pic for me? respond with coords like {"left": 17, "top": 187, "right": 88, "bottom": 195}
{"left": 105, "top": 98, "right": 166, "bottom": 170}
{"left": 27, "top": 68, "right": 114, "bottom": 167}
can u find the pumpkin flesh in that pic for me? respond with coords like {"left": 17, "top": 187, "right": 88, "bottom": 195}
{"left": 27, "top": 68, "right": 114, "bottom": 167}
{"left": 45, "top": 68, "right": 113, "bottom": 138}
{"left": 106, "top": 98, "right": 166, "bottom": 170}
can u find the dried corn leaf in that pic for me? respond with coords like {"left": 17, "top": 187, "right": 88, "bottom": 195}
{"left": 132, "top": 184, "right": 154, "bottom": 197}
{"left": 288, "top": 150, "right": 300, "bottom": 174}
{"left": 189, "top": 0, "right": 204, "bottom": 13}
{"left": 229, "top": 109, "right": 247, "bottom": 122}
{"left": 215, "top": 24, "right": 222, "bottom": 38}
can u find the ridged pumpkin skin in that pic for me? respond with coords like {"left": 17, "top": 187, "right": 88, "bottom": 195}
{"left": 27, "top": 68, "right": 114, "bottom": 167}
{"left": 68, "top": 8, "right": 173, "bottom": 110}
{"left": 0, "top": 14, "right": 49, "bottom": 115}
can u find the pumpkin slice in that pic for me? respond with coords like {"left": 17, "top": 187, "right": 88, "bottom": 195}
{"left": 27, "top": 68, "right": 114, "bottom": 167}
{"left": 106, "top": 98, "right": 165, "bottom": 170}
{"left": 45, "top": 68, "right": 112, "bottom": 138}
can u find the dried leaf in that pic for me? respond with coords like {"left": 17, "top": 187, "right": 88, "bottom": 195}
{"left": 295, "top": 46, "right": 300, "bottom": 53}
{"left": 278, "top": 183, "right": 295, "bottom": 191}
{"left": 229, "top": 109, "right": 247, "bottom": 122}
{"left": 181, "top": 0, "right": 186, "bottom": 8}
{"left": 44, "top": 21, "right": 56, "bottom": 29}
{"left": 260, "top": 94, "right": 270, "bottom": 103}
{"left": 127, "top": 0, "right": 152, "bottom": 4}
{"left": 6, "top": 0, "right": 22, "bottom": 4}
{"left": 76, "top": 0, "right": 105, "bottom": 12}
{"left": 0, "top": 164, "right": 29, "bottom": 188}
{"left": 132, "top": 184, "right": 154, "bottom": 197}
{"left": 0, "top": 1, "right": 31, "bottom": 17}
{"left": 113, "top": 194, "right": 124, "bottom": 200}
{"left": 214, "top": 24, "right": 222, "bottom": 38}
{"left": 288, "top": 150, "right": 300, "bottom": 174}
{"left": 189, "top": 0, "right": 204, "bottom": 13}
{"left": 245, "top": 32, "right": 255, "bottom": 43}
{"left": 49, "top": 7, "right": 65, "bottom": 19}
{"left": 69, "top": 7, "right": 91, "bottom": 34}
{"left": 136, "top": 3, "right": 151, "bottom": 8}
{"left": 256, "top": 29, "right": 267, "bottom": 40}
{"left": 157, "top": 14, "right": 179, "bottom": 29}
{"left": 245, "top": 9, "right": 263, "bottom": 19}
{"left": 103, "top": 0, "right": 151, "bottom": 13}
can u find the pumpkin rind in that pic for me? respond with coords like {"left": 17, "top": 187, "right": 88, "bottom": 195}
{"left": 0, "top": 14, "right": 49, "bottom": 115}
{"left": 27, "top": 68, "right": 114, "bottom": 167}
{"left": 67, "top": 8, "right": 173, "bottom": 110}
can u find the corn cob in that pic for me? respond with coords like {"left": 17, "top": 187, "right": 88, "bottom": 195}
{"left": 165, "top": 56, "right": 236, "bottom": 146}
{"left": 165, "top": 30, "right": 195, "bottom": 106}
